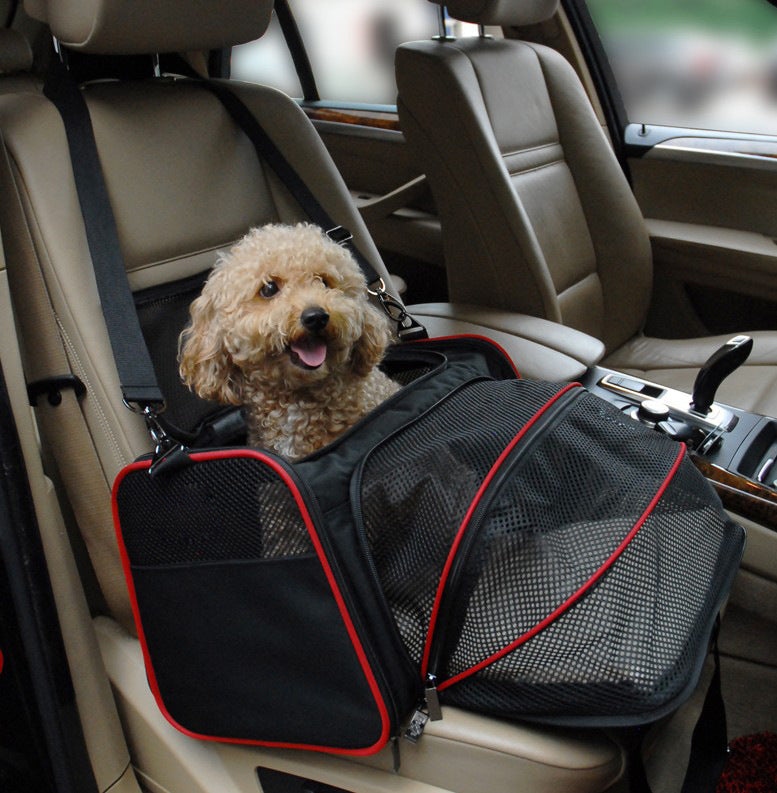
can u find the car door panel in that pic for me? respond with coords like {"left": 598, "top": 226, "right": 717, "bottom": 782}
{"left": 310, "top": 116, "right": 446, "bottom": 301}
{"left": 627, "top": 133, "right": 777, "bottom": 337}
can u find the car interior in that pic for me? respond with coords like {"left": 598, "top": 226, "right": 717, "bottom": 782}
{"left": 0, "top": 1, "right": 775, "bottom": 793}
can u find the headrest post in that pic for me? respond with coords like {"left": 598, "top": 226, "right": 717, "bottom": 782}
{"left": 478, "top": 24, "right": 485, "bottom": 37}
{"left": 52, "top": 35, "right": 66, "bottom": 65}
{"left": 437, "top": 5, "right": 447, "bottom": 39}
{"left": 433, "top": 5, "right": 455, "bottom": 42}
{"left": 152, "top": 53, "right": 161, "bottom": 78}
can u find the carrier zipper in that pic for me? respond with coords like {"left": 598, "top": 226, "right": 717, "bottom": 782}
{"left": 424, "top": 385, "right": 584, "bottom": 689}
{"left": 350, "top": 377, "right": 497, "bottom": 687}
{"left": 277, "top": 458, "right": 405, "bottom": 739}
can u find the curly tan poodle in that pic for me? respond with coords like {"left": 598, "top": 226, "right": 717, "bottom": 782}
{"left": 179, "top": 223, "right": 399, "bottom": 459}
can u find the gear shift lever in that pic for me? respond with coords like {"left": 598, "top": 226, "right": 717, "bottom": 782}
{"left": 690, "top": 335, "right": 753, "bottom": 415}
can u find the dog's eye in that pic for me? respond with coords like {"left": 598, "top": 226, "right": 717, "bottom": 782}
{"left": 259, "top": 280, "right": 280, "bottom": 298}
{"left": 315, "top": 275, "right": 331, "bottom": 289}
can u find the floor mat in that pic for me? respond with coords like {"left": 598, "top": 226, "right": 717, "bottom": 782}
{"left": 717, "top": 732, "right": 777, "bottom": 793}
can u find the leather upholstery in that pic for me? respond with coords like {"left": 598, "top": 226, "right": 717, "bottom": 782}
{"left": 427, "top": 0, "right": 559, "bottom": 27}
{"left": 397, "top": 38, "right": 653, "bottom": 354}
{"left": 23, "top": 0, "right": 271, "bottom": 53}
{"left": 0, "top": 29, "right": 33, "bottom": 73}
{"left": 396, "top": 34, "right": 777, "bottom": 415}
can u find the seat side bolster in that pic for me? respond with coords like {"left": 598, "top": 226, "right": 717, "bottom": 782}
{"left": 527, "top": 42, "right": 654, "bottom": 353}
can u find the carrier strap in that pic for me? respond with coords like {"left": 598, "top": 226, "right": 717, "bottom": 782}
{"left": 42, "top": 57, "right": 164, "bottom": 409}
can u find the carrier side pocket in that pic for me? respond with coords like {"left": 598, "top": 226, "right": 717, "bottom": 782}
{"left": 112, "top": 449, "right": 391, "bottom": 753}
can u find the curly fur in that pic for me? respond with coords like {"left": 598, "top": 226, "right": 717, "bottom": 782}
{"left": 179, "top": 223, "right": 399, "bottom": 459}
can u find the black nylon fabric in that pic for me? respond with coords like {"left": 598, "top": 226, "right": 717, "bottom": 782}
{"left": 113, "top": 337, "right": 744, "bottom": 749}
{"left": 133, "top": 272, "right": 218, "bottom": 435}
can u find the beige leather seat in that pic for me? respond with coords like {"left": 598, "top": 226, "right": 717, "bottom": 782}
{"left": 396, "top": 0, "right": 777, "bottom": 417}
{"left": 0, "top": 1, "right": 629, "bottom": 791}
{"left": 0, "top": 27, "right": 39, "bottom": 92}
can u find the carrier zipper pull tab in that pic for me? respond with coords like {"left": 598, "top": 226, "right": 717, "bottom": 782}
{"left": 403, "top": 708, "right": 429, "bottom": 744}
{"left": 425, "top": 674, "right": 443, "bottom": 721}
{"left": 390, "top": 735, "right": 401, "bottom": 772}
{"left": 403, "top": 674, "right": 444, "bottom": 744}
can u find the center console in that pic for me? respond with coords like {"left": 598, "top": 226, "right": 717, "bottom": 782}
{"left": 582, "top": 364, "right": 777, "bottom": 530}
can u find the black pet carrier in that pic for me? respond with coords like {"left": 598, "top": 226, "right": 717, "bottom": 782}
{"left": 47, "top": 62, "right": 744, "bottom": 772}
{"left": 112, "top": 336, "right": 744, "bottom": 754}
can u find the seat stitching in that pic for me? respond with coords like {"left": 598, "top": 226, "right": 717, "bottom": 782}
{"left": 501, "top": 140, "right": 560, "bottom": 158}
{"left": 506, "top": 156, "right": 564, "bottom": 178}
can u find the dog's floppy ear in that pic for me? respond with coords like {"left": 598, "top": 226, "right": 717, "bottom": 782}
{"left": 351, "top": 303, "right": 392, "bottom": 378}
{"left": 178, "top": 287, "right": 245, "bottom": 405}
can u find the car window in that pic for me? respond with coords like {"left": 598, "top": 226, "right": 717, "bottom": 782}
{"left": 232, "top": 11, "right": 304, "bottom": 98}
{"left": 233, "top": 0, "right": 439, "bottom": 105}
{"left": 586, "top": 0, "right": 777, "bottom": 135}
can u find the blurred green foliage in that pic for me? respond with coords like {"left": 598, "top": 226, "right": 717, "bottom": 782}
{"left": 586, "top": 0, "right": 777, "bottom": 41}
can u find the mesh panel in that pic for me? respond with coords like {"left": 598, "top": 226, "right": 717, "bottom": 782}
{"left": 440, "top": 394, "right": 742, "bottom": 721}
{"left": 134, "top": 272, "right": 221, "bottom": 434}
{"left": 360, "top": 378, "right": 563, "bottom": 666}
{"left": 117, "top": 456, "right": 313, "bottom": 566}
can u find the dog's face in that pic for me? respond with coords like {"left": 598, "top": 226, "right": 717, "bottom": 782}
{"left": 179, "top": 224, "right": 392, "bottom": 403}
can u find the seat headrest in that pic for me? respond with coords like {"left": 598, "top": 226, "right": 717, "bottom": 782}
{"left": 428, "top": 0, "right": 559, "bottom": 27}
{"left": 0, "top": 28, "right": 33, "bottom": 73}
{"left": 23, "top": 0, "right": 273, "bottom": 54}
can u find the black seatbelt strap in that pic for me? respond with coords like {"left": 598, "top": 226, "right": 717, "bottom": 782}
{"left": 203, "top": 80, "right": 427, "bottom": 341}
{"left": 628, "top": 617, "right": 729, "bottom": 793}
{"left": 42, "top": 57, "right": 165, "bottom": 410}
{"left": 680, "top": 619, "right": 729, "bottom": 793}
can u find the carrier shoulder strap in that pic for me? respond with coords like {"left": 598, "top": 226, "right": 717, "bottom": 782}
{"left": 44, "top": 58, "right": 425, "bottom": 428}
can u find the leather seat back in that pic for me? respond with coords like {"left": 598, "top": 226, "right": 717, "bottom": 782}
{"left": 396, "top": 0, "right": 653, "bottom": 353}
{"left": 1, "top": 0, "right": 395, "bottom": 627}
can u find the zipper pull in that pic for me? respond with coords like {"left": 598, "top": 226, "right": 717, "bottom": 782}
{"left": 425, "top": 673, "right": 443, "bottom": 721}
{"left": 403, "top": 708, "right": 429, "bottom": 744}
{"left": 390, "top": 735, "right": 401, "bottom": 772}
{"left": 403, "top": 674, "right": 444, "bottom": 744}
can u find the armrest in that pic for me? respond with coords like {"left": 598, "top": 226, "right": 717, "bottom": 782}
{"left": 407, "top": 303, "right": 605, "bottom": 381}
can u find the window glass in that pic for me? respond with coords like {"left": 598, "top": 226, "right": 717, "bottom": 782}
{"left": 294, "top": 0, "right": 438, "bottom": 104}
{"left": 586, "top": 0, "right": 777, "bottom": 135}
{"left": 233, "top": 0, "right": 439, "bottom": 104}
{"left": 232, "top": 12, "right": 303, "bottom": 97}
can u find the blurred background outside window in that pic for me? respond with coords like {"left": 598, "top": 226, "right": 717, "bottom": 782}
{"left": 232, "top": 0, "right": 440, "bottom": 104}
{"left": 587, "top": 0, "right": 777, "bottom": 135}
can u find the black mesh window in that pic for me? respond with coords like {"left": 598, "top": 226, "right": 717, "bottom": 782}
{"left": 117, "top": 456, "right": 313, "bottom": 566}
{"left": 360, "top": 379, "right": 564, "bottom": 666}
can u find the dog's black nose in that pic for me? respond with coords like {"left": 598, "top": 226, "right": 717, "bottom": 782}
{"left": 300, "top": 306, "right": 329, "bottom": 333}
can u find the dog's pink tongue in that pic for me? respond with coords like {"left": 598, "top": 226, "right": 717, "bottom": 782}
{"left": 291, "top": 336, "right": 327, "bottom": 368}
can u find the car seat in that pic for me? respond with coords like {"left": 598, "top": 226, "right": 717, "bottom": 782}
{"left": 0, "top": 1, "right": 631, "bottom": 791}
{"left": 396, "top": 0, "right": 777, "bottom": 417}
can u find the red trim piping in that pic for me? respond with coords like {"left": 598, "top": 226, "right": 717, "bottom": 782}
{"left": 420, "top": 382, "right": 580, "bottom": 678}
{"left": 410, "top": 334, "right": 521, "bottom": 379}
{"left": 111, "top": 450, "right": 390, "bottom": 755}
{"left": 437, "top": 443, "right": 688, "bottom": 691}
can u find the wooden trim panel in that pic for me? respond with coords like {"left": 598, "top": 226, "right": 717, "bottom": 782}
{"left": 692, "top": 455, "right": 777, "bottom": 531}
{"left": 302, "top": 106, "right": 401, "bottom": 132}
